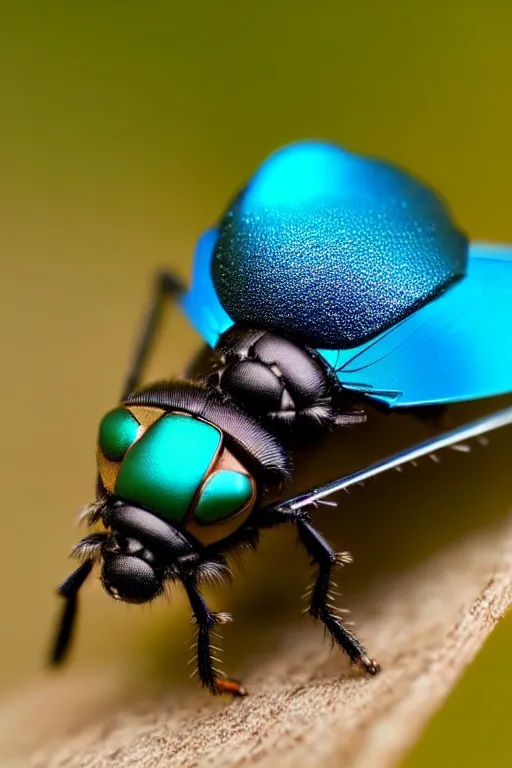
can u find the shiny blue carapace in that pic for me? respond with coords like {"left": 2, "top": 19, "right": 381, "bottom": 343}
{"left": 182, "top": 141, "right": 512, "bottom": 408}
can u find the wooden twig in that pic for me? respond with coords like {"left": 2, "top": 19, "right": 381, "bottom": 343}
{"left": 1, "top": 513, "right": 511, "bottom": 768}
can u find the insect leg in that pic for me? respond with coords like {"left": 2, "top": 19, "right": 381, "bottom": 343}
{"left": 50, "top": 559, "right": 94, "bottom": 665}
{"left": 256, "top": 506, "right": 378, "bottom": 673}
{"left": 296, "top": 518, "right": 379, "bottom": 675}
{"left": 256, "top": 505, "right": 301, "bottom": 529}
{"left": 121, "top": 270, "right": 185, "bottom": 400}
{"left": 183, "top": 578, "right": 247, "bottom": 697}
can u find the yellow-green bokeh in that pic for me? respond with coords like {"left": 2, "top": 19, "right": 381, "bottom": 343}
{"left": 402, "top": 610, "right": 512, "bottom": 768}
{"left": 0, "top": 1, "right": 511, "bottom": 763}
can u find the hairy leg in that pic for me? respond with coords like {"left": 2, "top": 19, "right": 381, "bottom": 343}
{"left": 50, "top": 559, "right": 94, "bottom": 665}
{"left": 121, "top": 270, "right": 185, "bottom": 400}
{"left": 258, "top": 506, "right": 379, "bottom": 674}
{"left": 183, "top": 578, "right": 247, "bottom": 697}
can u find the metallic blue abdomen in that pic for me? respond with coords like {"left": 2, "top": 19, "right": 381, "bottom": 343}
{"left": 211, "top": 142, "right": 468, "bottom": 348}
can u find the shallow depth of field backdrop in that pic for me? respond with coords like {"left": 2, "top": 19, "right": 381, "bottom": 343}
{"left": 0, "top": 3, "right": 511, "bottom": 766}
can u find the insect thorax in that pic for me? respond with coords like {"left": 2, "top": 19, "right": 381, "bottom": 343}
{"left": 203, "top": 327, "right": 364, "bottom": 431}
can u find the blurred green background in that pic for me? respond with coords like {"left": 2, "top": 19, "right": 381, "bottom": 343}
{"left": 0, "top": 1, "right": 511, "bottom": 765}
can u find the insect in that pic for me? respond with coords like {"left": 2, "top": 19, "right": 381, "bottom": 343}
{"left": 51, "top": 141, "right": 512, "bottom": 696}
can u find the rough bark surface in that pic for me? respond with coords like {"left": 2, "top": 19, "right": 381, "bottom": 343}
{"left": 1, "top": 514, "right": 511, "bottom": 768}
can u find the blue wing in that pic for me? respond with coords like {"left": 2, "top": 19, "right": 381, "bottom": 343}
{"left": 182, "top": 239, "right": 512, "bottom": 408}
{"left": 181, "top": 140, "right": 512, "bottom": 408}
{"left": 321, "top": 243, "right": 512, "bottom": 407}
{"left": 181, "top": 139, "right": 467, "bottom": 352}
{"left": 181, "top": 228, "right": 233, "bottom": 347}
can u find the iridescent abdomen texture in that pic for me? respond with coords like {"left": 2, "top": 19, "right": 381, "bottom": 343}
{"left": 211, "top": 142, "right": 468, "bottom": 349}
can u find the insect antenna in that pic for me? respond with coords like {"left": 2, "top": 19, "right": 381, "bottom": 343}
{"left": 265, "top": 404, "right": 512, "bottom": 513}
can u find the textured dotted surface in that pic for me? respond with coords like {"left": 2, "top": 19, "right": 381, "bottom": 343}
{"left": 212, "top": 142, "right": 468, "bottom": 349}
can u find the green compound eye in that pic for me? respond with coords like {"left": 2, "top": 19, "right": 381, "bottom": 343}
{"left": 194, "top": 471, "right": 253, "bottom": 524}
{"left": 115, "top": 414, "right": 222, "bottom": 523}
{"left": 98, "top": 407, "right": 140, "bottom": 461}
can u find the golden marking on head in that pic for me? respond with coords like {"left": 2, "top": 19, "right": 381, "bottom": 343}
{"left": 125, "top": 405, "right": 166, "bottom": 429}
{"left": 97, "top": 448, "right": 121, "bottom": 494}
{"left": 97, "top": 405, "right": 166, "bottom": 493}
